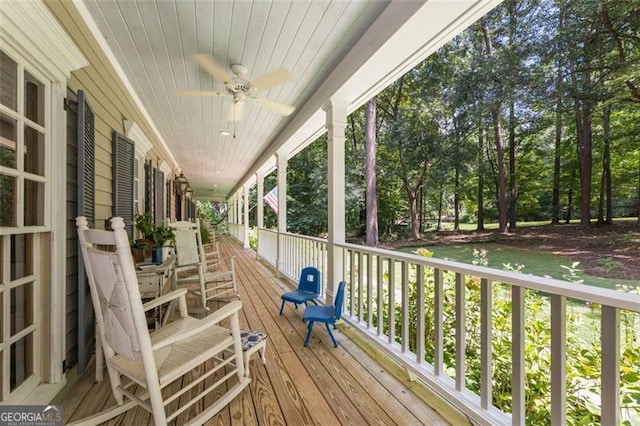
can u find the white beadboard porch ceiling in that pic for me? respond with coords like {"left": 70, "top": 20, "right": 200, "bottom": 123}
{"left": 79, "top": 0, "right": 501, "bottom": 200}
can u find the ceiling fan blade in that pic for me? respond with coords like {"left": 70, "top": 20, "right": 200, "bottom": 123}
{"left": 176, "top": 90, "right": 223, "bottom": 97}
{"left": 256, "top": 97, "right": 295, "bottom": 116}
{"left": 227, "top": 100, "right": 245, "bottom": 122}
{"left": 190, "top": 54, "right": 231, "bottom": 84}
{"left": 249, "top": 68, "right": 292, "bottom": 92}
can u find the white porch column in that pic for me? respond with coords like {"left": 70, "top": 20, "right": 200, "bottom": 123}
{"left": 229, "top": 194, "right": 235, "bottom": 224}
{"left": 243, "top": 184, "right": 250, "bottom": 248}
{"left": 276, "top": 151, "right": 288, "bottom": 276}
{"left": 324, "top": 99, "right": 347, "bottom": 303}
{"left": 256, "top": 172, "right": 264, "bottom": 229}
{"left": 237, "top": 190, "right": 242, "bottom": 225}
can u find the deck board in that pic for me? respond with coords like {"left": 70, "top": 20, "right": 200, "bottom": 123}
{"left": 57, "top": 236, "right": 449, "bottom": 425}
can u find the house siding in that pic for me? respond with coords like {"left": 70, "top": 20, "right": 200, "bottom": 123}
{"left": 44, "top": 1, "right": 177, "bottom": 376}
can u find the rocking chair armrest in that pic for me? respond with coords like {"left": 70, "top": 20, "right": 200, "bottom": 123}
{"left": 199, "top": 299, "right": 242, "bottom": 325}
{"left": 152, "top": 300, "right": 243, "bottom": 350}
{"left": 143, "top": 288, "right": 188, "bottom": 311}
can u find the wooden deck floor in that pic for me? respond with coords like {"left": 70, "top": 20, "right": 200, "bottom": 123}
{"left": 57, "top": 237, "right": 449, "bottom": 425}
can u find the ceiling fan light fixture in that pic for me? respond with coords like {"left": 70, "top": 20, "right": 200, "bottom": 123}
{"left": 219, "top": 130, "right": 231, "bottom": 136}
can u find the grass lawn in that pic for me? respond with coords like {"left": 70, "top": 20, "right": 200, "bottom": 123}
{"left": 398, "top": 243, "right": 637, "bottom": 290}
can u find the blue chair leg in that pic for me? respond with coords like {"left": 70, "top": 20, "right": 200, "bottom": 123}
{"left": 325, "top": 322, "right": 338, "bottom": 348}
{"left": 279, "top": 300, "right": 286, "bottom": 315}
{"left": 304, "top": 321, "right": 315, "bottom": 347}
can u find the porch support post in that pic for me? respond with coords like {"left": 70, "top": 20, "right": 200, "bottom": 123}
{"left": 256, "top": 172, "right": 264, "bottom": 259}
{"left": 237, "top": 191, "right": 242, "bottom": 225}
{"left": 276, "top": 151, "right": 288, "bottom": 277}
{"left": 228, "top": 194, "right": 234, "bottom": 224}
{"left": 324, "top": 98, "right": 347, "bottom": 303}
{"left": 243, "top": 184, "right": 250, "bottom": 248}
{"left": 256, "top": 172, "right": 264, "bottom": 229}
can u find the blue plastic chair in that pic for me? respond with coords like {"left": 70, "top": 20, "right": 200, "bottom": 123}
{"left": 302, "top": 281, "right": 346, "bottom": 348}
{"left": 279, "top": 267, "right": 321, "bottom": 315}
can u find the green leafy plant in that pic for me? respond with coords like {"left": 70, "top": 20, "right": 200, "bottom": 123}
{"left": 134, "top": 213, "right": 174, "bottom": 248}
{"left": 151, "top": 225, "right": 175, "bottom": 248}
{"left": 134, "top": 213, "right": 155, "bottom": 240}
{"left": 595, "top": 257, "right": 623, "bottom": 276}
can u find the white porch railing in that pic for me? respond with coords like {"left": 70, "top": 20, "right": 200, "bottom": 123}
{"left": 228, "top": 223, "right": 243, "bottom": 244}
{"left": 255, "top": 228, "right": 328, "bottom": 296}
{"left": 234, "top": 227, "right": 639, "bottom": 425}
{"left": 257, "top": 228, "right": 277, "bottom": 267}
{"left": 337, "top": 242, "right": 639, "bottom": 426}
{"left": 279, "top": 232, "right": 327, "bottom": 294}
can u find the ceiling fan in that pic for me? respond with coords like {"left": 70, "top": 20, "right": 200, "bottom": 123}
{"left": 178, "top": 54, "right": 296, "bottom": 124}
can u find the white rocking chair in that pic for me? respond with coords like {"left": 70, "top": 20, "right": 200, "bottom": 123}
{"left": 75, "top": 216, "right": 249, "bottom": 425}
{"left": 169, "top": 220, "right": 238, "bottom": 310}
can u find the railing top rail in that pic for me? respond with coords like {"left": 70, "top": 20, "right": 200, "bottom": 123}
{"left": 279, "top": 231, "right": 328, "bottom": 244}
{"left": 257, "top": 228, "right": 278, "bottom": 235}
{"left": 338, "top": 242, "right": 640, "bottom": 313}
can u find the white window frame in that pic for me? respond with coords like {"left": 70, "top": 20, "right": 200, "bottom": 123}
{"left": 0, "top": 0, "right": 86, "bottom": 404}
{"left": 125, "top": 120, "right": 153, "bottom": 224}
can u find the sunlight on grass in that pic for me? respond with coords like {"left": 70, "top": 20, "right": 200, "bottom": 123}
{"left": 398, "top": 243, "right": 636, "bottom": 290}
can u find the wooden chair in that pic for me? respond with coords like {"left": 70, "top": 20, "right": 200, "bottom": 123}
{"left": 169, "top": 220, "right": 238, "bottom": 310}
{"left": 75, "top": 216, "right": 249, "bottom": 425}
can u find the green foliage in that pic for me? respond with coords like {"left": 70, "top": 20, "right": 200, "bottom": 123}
{"left": 134, "top": 213, "right": 174, "bottom": 247}
{"left": 151, "top": 225, "right": 175, "bottom": 248}
{"left": 200, "top": 225, "right": 211, "bottom": 245}
{"left": 248, "top": 227, "right": 258, "bottom": 251}
{"left": 595, "top": 257, "right": 624, "bottom": 275}
{"left": 134, "top": 213, "right": 155, "bottom": 240}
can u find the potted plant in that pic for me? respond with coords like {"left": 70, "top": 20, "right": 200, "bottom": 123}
{"left": 151, "top": 225, "right": 175, "bottom": 263}
{"left": 135, "top": 213, "right": 175, "bottom": 263}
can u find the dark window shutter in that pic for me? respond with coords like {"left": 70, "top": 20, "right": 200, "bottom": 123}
{"left": 166, "top": 180, "right": 172, "bottom": 220}
{"left": 144, "top": 159, "right": 153, "bottom": 215}
{"left": 76, "top": 90, "right": 95, "bottom": 375}
{"left": 154, "top": 169, "right": 165, "bottom": 223}
{"left": 175, "top": 182, "right": 182, "bottom": 220}
{"left": 112, "top": 132, "right": 135, "bottom": 238}
{"left": 77, "top": 90, "right": 95, "bottom": 226}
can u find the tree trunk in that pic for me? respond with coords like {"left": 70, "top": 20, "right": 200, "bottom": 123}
{"left": 477, "top": 125, "right": 485, "bottom": 230}
{"left": 437, "top": 186, "right": 444, "bottom": 231}
{"left": 482, "top": 20, "right": 508, "bottom": 233}
{"left": 578, "top": 79, "right": 593, "bottom": 228}
{"left": 454, "top": 167, "right": 460, "bottom": 231}
{"left": 508, "top": 102, "right": 517, "bottom": 229}
{"left": 492, "top": 106, "right": 509, "bottom": 233}
{"left": 552, "top": 63, "right": 563, "bottom": 224}
{"left": 365, "top": 97, "right": 379, "bottom": 246}
{"left": 603, "top": 105, "right": 613, "bottom": 223}
{"left": 409, "top": 192, "right": 420, "bottom": 239}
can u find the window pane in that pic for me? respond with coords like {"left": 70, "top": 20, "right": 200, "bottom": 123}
{"left": 24, "top": 71, "right": 44, "bottom": 126}
{"left": 0, "top": 174, "right": 16, "bottom": 227}
{"left": 24, "top": 126, "right": 44, "bottom": 176}
{"left": 0, "top": 51, "right": 17, "bottom": 111}
{"left": 0, "top": 113, "right": 17, "bottom": 168}
{"left": 24, "top": 180, "right": 44, "bottom": 226}
{"left": 11, "top": 234, "right": 32, "bottom": 280}
{"left": 10, "top": 282, "right": 32, "bottom": 335}
{"left": 10, "top": 334, "right": 33, "bottom": 391}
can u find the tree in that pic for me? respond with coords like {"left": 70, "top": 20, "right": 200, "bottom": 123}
{"left": 481, "top": 19, "right": 509, "bottom": 233}
{"left": 365, "top": 97, "right": 379, "bottom": 246}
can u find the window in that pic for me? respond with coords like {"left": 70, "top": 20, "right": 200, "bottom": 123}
{"left": 0, "top": 47, "right": 50, "bottom": 402}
